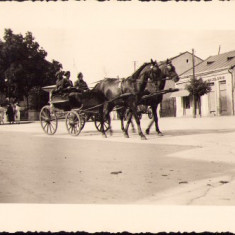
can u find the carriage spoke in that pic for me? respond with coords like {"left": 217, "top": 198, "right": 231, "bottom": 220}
{"left": 50, "top": 124, "right": 55, "bottom": 132}
{"left": 50, "top": 122, "right": 56, "bottom": 128}
{"left": 104, "top": 123, "right": 108, "bottom": 129}
{"left": 48, "top": 125, "right": 53, "bottom": 134}
{"left": 42, "top": 122, "right": 47, "bottom": 130}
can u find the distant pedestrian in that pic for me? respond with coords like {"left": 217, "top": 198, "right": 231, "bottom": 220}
{"left": 6, "top": 104, "right": 14, "bottom": 124}
{"left": 0, "top": 104, "right": 5, "bottom": 124}
{"left": 14, "top": 103, "right": 21, "bottom": 124}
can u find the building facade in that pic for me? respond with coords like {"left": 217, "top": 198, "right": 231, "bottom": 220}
{"left": 175, "top": 50, "right": 235, "bottom": 117}
{"left": 160, "top": 51, "right": 203, "bottom": 117}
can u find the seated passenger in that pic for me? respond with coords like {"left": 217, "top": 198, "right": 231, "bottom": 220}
{"left": 54, "top": 71, "right": 64, "bottom": 93}
{"left": 74, "top": 72, "right": 89, "bottom": 93}
{"left": 63, "top": 71, "right": 73, "bottom": 88}
{"left": 54, "top": 71, "right": 73, "bottom": 94}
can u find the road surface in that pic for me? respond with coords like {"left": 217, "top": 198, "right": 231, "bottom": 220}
{"left": 1, "top": 116, "right": 235, "bottom": 205}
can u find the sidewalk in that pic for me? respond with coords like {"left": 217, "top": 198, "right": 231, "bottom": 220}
{"left": 0, "top": 121, "right": 33, "bottom": 125}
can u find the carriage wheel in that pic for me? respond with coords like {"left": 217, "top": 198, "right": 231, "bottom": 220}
{"left": 94, "top": 117, "right": 110, "bottom": 132}
{"left": 65, "top": 111, "right": 83, "bottom": 136}
{"left": 40, "top": 105, "right": 58, "bottom": 135}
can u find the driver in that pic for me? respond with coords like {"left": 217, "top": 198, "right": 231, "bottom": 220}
{"left": 74, "top": 72, "right": 89, "bottom": 92}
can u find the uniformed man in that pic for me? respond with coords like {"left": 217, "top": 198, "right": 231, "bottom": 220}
{"left": 74, "top": 72, "right": 89, "bottom": 92}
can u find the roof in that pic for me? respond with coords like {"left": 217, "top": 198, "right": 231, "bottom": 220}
{"left": 170, "top": 51, "right": 203, "bottom": 62}
{"left": 181, "top": 50, "right": 235, "bottom": 78}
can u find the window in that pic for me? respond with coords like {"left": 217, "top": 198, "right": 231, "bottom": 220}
{"left": 227, "top": 56, "right": 235, "bottom": 61}
{"left": 207, "top": 61, "right": 215, "bottom": 65}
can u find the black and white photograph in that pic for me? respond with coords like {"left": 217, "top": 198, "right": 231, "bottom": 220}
{"left": 1, "top": 1, "right": 235, "bottom": 233}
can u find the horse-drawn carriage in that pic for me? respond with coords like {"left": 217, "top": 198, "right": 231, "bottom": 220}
{"left": 40, "top": 59, "right": 180, "bottom": 139}
{"left": 40, "top": 86, "right": 110, "bottom": 136}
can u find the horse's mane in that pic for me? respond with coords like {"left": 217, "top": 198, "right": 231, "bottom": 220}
{"left": 130, "top": 62, "right": 149, "bottom": 80}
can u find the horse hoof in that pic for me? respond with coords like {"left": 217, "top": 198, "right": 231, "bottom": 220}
{"left": 157, "top": 132, "right": 164, "bottom": 136}
{"left": 145, "top": 129, "right": 150, "bottom": 135}
{"left": 109, "top": 130, "right": 113, "bottom": 136}
{"left": 141, "top": 135, "right": 147, "bottom": 140}
{"left": 102, "top": 134, "right": 107, "bottom": 138}
{"left": 124, "top": 133, "right": 129, "bottom": 138}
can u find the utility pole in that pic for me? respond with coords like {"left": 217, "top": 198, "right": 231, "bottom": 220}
{"left": 192, "top": 49, "right": 196, "bottom": 118}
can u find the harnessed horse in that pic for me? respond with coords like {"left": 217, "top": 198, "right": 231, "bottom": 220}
{"left": 123, "top": 59, "right": 180, "bottom": 136}
{"left": 93, "top": 59, "right": 161, "bottom": 140}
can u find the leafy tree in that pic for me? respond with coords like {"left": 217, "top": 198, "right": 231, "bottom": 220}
{"left": 0, "top": 29, "right": 62, "bottom": 109}
{"left": 185, "top": 77, "right": 211, "bottom": 117}
{"left": 28, "top": 86, "right": 49, "bottom": 110}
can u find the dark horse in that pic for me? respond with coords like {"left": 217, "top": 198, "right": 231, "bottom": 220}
{"left": 93, "top": 59, "right": 162, "bottom": 140}
{"left": 122, "top": 59, "right": 180, "bottom": 136}
{"left": 68, "top": 90, "right": 108, "bottom": 137}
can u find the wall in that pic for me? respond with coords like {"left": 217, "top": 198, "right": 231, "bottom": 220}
{"left": 176, "top": 70, "right": 233, "bottom": 117}
{"left": 172, "top": 52, "right": 203, "bottom": 76}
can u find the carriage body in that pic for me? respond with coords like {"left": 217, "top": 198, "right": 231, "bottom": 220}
{"left": 40, "top": 85, "right": 110, "bottom": 136}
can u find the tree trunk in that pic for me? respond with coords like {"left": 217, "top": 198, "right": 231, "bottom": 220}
{"left": 26, "top": 95, "right": 29, "bottom": 110}
{"left": 198, "top": 96, "right": 202, "bottom": 117}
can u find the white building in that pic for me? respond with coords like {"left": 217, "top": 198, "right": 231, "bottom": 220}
{"left": 175, "top": 50, "right": 235, "bottom": 117}
{"left": 161, "top": 51, "right": 203, "bottom": 117}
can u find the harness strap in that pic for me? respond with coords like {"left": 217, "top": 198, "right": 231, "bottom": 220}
{"left": 118, "top": 78, "right": 125, "bottom": 94}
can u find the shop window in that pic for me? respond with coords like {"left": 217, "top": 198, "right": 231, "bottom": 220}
{"left": 183, "top": 96, "right": 190, "bottom": 109}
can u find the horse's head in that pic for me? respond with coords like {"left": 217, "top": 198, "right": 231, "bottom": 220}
{"left": 146, "top": 59, "right": 162, "bottom": 82}
{"left": 160, "top": 59, "right": 180, "bottom": 83}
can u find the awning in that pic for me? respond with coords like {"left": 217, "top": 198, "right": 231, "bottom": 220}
{"left": 170, "top": 89, "right": 189, "bottom": 98}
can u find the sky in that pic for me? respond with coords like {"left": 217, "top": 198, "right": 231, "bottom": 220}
{"left": 1, "top": 1, "right": 235, "bottom": 85}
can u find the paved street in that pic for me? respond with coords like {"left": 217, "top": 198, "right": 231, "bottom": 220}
{"left": 1, "top": 116, "right": 235, "bottom": 205}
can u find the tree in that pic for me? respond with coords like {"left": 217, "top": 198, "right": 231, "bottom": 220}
{"left": 185, "top": 77, "right": 211, "bottom": 117}
{"left": 0, "top": 29, "right": 62, "bottom": 108}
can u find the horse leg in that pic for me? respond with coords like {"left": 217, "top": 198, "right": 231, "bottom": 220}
{"left": 152, "top": 103, "right": 163, "bottom": 136}
{"left": 145, "top": 119, "right": 154, "bottom": 135}
{"left": 103, "top": 102, "right": 114, "bottom": 137}
{"left": 107, "top": 113, "right": 113, "bottom": 136}
{"left": 99, "top": 108, "right": 107, "bottom": 138}
{"left": 130, "top": 119, "right": 136, "bottom": 133}
{"left": 117, "top": 108, "right": 125, "bottom": 133}
{"left": 123, "top": 112, "right": 133, "bottom": 138}
{"left": 128, "top": 105, "right": 146, "bottom": 140}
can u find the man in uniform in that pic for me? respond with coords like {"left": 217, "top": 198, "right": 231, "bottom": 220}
{"left": 74, "top": 72, "right": 89, "bottom": 92}
{"left": 63, "top": 71, "right": 73, "bottom": 87}
{"left": 54, "top": 71, "right": 73, "bottom": 93}
{"left": 54, "top": 71, "right": 64, "bottom": 93}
